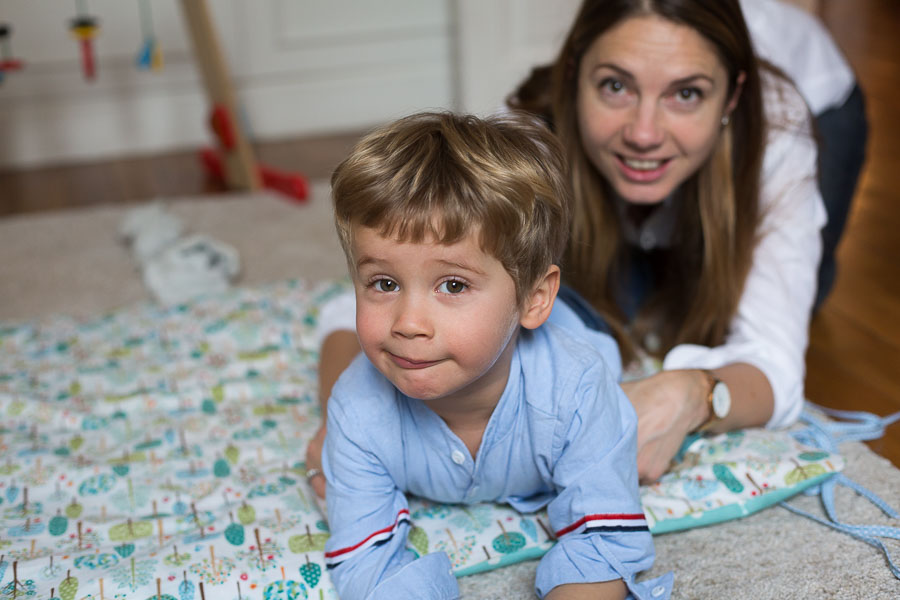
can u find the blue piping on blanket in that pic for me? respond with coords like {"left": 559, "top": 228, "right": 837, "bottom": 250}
{"left": 782, "top": 403, "right": 900, "bottom": 580}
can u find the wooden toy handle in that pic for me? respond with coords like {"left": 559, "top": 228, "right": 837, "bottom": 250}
{"left": 179, "top": 0, "right": 261, "bottom": 191}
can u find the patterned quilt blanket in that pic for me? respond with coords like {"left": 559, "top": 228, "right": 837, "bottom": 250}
{"left": 0, "top": 279, "right": 841, "bottom": 599}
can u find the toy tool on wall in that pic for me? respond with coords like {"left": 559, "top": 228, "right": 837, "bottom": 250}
{"left": 136, "top": 0, "right": 163, "bottom": 71}
{"left": 0, "top": 23, "right": 25, "bottom": 84}
{"left": 70, "top": 0, "right": 100, "bottom": 81}
{"left": 200, "top": 105, "right": 309, "bottom": 203}
{"left": 179, "top": 0, "right": 308, "bottom": 203}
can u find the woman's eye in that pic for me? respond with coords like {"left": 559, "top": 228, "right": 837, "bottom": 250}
{"left": 674, "top": 87, "right": 703, "bottom": 103}
{"left": 600, "top": 78, "right": 625, "bottom": 94}
{"left": 373, "top": 278, "right": 398, "bottom": 292}
{"left": 438, "top": 280, "right": 467, "bottom": 294}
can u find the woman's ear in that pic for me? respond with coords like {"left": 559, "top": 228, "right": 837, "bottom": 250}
{"left": 725, "top": 71, "right": 747, "bottom": 117}
{"left": 520, "top": 265, "right": 561, "bottom": 330}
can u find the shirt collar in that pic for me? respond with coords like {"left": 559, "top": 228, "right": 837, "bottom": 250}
{"left": 614, "top": 193, "right": 679, "bottom": 251}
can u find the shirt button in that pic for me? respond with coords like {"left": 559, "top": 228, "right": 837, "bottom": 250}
{"left": 643, "top": 332, "right": 661, "bottom": 354}
{"left": 651, "top": 585, "right": 666, "bottom": 597}
{"left": 451, "top": 450, "right": 466, "bottom": 465}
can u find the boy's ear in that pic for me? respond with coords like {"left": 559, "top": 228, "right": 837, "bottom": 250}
{"left": 520, "top": 265, "right": 560, "bottom": 330}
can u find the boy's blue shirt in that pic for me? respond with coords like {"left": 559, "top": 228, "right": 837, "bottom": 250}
{"left": 322, "top": 301, "right": 671, "bottom": 600}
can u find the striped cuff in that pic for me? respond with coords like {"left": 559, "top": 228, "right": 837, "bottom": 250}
{"left": 325, "top": 508, "right": 410, "bottom": 569}
{"left": 555, "top": 513, "right": 649, "bottom": 537}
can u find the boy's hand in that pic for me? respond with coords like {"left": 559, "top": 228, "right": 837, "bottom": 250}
{"left": 305, "top": 425, "right": 328, "bottom": 499}
{"left": 545, "top": 579, "right": 627, "bottom": 599}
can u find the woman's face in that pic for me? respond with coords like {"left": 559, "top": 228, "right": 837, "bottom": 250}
{"left": 576, "top": 14, "right": 739, "bottom": 205}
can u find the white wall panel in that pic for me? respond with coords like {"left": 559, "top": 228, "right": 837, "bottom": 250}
{"left": 0, "top": 0, "right": 452, "bottom": 168}
{"left": 0, "top": 0, "right": 584, "bottom": 168}
{"left": 455, "top": 0, "right": 581, "bottom": 116}
{"left": 235, "top": 0, "right": 453, "bottom": 141}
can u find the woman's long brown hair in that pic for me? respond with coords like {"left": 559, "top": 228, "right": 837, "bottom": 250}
{"left": 509, "top": 0, "right": 765, "bottom": 363}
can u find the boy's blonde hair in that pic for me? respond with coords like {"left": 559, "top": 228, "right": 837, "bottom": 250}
{"left": 331, "top": 111, "right": 572, "bottom": 304}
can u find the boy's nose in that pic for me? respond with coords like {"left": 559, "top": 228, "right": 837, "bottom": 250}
{"left": 622, "top": 101, "right": 664, "bottom": 150}
{"left": 392, "top": 295, "right": 432, "bottom": 339}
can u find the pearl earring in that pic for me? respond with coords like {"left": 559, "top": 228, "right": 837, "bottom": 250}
{"left": 721, "top": 115, "right": 730, "bottom": 126}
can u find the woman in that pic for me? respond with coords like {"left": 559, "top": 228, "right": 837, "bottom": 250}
{"left": 508, "top": 0, "right": 824, "bottom": 481}
{"left": 306, "top": 0, "right": 825, "bottom": 490}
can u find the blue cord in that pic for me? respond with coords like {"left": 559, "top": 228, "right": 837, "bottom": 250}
{"left": 782, "top": 403, "right": 900, "bottom": 580}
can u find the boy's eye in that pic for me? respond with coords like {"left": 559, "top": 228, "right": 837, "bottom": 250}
{"left": 438, "top": 280, "right": 467, "bottom": 294}
{"left": 373, "top": 278, "right": 399, "bottom": 292}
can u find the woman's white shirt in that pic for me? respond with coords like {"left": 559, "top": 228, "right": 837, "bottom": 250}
{"left": 663, "top": 71, "right": 826, "bottom": 428}
{"left": 739, "top": 0, "right": 855, "bottom": 115}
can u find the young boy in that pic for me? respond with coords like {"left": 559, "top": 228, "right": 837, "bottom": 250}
{"left": 322, "top": 112, "right": 670, "bottom": 600}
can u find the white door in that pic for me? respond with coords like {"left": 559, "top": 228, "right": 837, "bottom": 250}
{"left": 454, "top": 0, "right": 581, "bottom": 116}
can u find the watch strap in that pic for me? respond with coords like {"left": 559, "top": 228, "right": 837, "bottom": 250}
{"left": 697, "top": 369, "right": 720, "bottom": 433}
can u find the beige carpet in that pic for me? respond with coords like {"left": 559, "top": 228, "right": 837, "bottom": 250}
{"left": 2, "top": 183, "right": 898, "bottom": 599}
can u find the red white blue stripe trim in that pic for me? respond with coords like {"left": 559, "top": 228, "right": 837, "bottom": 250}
{"left": 324, "top": 509, "right": 411, "bottom": 569}
{"left": 555, "top": 513, "right": 649, "bottom": 538}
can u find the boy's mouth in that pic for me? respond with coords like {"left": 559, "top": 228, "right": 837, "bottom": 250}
{"left": 389, "top": 353, "right": 441, "bottom": 369}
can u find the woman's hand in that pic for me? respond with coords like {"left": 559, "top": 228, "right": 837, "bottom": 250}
{"left": 620, "top": 369, "right": 709, "bottom": 483}
{"left": 305, "top": 425, "right": 328, "bottom": 499}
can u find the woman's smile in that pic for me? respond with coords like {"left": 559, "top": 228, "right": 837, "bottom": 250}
{"left": 616, "top": 154, "right": 673, "bottom": 182}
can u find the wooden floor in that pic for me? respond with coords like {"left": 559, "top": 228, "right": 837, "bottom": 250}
{"left": 804, "top": 0, "right": 900, "bottom": 467}
{"left": 0, "top": 130, "right": 367, "bottom": 217}
{"left": 1, "top": 0, "right": 898, "bottom": 467}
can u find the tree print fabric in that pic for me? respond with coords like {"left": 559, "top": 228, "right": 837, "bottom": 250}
{"left": 0, "top": 279, "right": 842, "bottom": 597}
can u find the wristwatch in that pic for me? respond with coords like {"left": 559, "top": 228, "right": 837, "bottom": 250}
{"left": 697, "top": 369, "right": 731, "bottom": 432}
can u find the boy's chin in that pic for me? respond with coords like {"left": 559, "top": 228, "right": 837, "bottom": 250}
{"left": 369, "top": 356, "right": 447, "bottom": 400}
{"left": 386, "top": 372, "right": 458, "bottom": 403}
{"left": 391, "top": 380, "right": 447, "bottom": 402}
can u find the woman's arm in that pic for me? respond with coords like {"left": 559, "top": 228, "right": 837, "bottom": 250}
{"left": 622, "top": 363, "right": 773, "bottom": 483}
{"left": 305, "top": 329, "right": 360, "bottom": 498}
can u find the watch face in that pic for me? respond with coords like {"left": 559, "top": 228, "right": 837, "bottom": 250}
{"left": 712, "top": 381, "right": 731, "bottom": 419}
